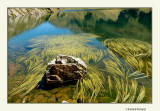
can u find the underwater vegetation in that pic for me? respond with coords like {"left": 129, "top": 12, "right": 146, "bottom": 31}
{"left": 103, "top": 49, "right": 146, "bottom": 103}
{"left": 8, "top": 34, "right": 107, "bottom": 102}
{"left": 103, "top": 38, "right": 152, "bottom": 79}
{"left": 8, "top": 34, "right": 151, "bottom": 103}
{"left": 74, "top": 49, "right": 147, "bottom": 103}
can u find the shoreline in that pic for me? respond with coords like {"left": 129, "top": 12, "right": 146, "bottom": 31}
{"left": 8, "top": 8, "right": 151, "bottom": 17}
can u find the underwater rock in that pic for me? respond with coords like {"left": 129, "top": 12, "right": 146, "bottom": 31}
{"left": 48, "top": 96, "right": 56, "bottom": 103}
{"left": 44, "top": 54, "right": 87, "bottom": 85}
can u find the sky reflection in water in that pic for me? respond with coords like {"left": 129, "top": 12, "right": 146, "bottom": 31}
{"left": 8, "top": 21, "right": 73, "bottom": 49}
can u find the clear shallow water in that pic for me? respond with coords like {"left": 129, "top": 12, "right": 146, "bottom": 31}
{"left": 8, "top": 9, "right": 152, "bottom": 103}
{"left": 8, "top": 22, "right": 72, "bottom": 54}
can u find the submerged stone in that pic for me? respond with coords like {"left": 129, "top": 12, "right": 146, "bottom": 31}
{"left": 48, "top": 96, "right": 56, "bottom": 103}
{"left": 44, "top": 54, "right": 87, "bottom": 85}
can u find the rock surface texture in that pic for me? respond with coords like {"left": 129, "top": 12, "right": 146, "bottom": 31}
{"left": 8, "top": 8, "right": 63, "bottom": 17}
{"left": 44, "top": 54, "right": 87, "bottom": 85}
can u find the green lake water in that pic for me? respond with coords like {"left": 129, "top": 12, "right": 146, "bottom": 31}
{"left": 8, "top": 8, "right": 152, "bottom": 103}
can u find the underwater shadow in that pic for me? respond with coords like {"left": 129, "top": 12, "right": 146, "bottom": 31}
{"left": 36, "top": 76, "right": 78, "bottom": 90}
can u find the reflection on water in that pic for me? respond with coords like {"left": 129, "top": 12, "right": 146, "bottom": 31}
{"left": 49, "top": 9, "right": 151, "bottom": 42}
{"left": 8, "top": 14, "right": 50, "bottom": 38}
{"left": 8, "top": 21, "right": 72, "bottom": 51}
{"left": 8, "top": 21, "right": 73, "bottom": 62}
{"left": 9, "top": 9, "right": 152, "bottom": 42}
{"left": 8, "top": 8, "right": 152, "bottom": 103}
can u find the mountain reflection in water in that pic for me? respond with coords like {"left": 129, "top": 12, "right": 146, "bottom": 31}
{"left": 9, "top": 9, "right": 151, "bottom": 42}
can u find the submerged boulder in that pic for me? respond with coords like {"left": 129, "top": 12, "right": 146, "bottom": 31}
{"left": 44, "top": 54, "right": 87, "bottom": 85}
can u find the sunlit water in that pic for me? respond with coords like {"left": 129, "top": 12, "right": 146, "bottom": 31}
{"left": 8, "top": 9, "right": 152, "bottom": 103}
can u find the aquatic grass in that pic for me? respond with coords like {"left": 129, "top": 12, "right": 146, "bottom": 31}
{"left": 9, "top": 34, "right": 108, "bottom": 99}
{"left": 108, "top": 76, "right": 112, "bottom": 96}
{"left": 145, "top": 61, "right": 152, "bottom": 77}
{"left": 9, "top": 71, "right": 45, "bottom": 97}
{"left": 9, "top": 34, "right": 147, "bottom": 103}
{"left": 73, "top": 49, "right": 145, "bottom": 103}
{"left": 73, "top": 66, "right": 106, "bottom": 103}
{"left": 103, "top": 38, "right": 152, "bottom": 78}
{"left": 103, "top": 49, "right": 134, "bottom": 78}
{"left": 136, "top": 86, "right": 145, "bottom": 103}
{"left": 103, "top": 49, "right": 146, "bottom": 103}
